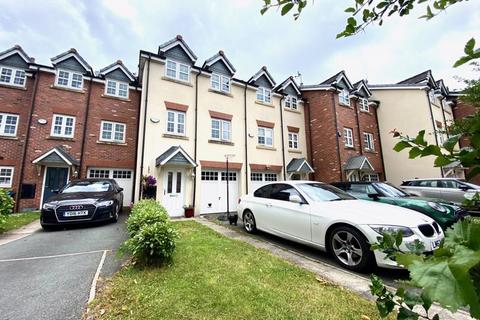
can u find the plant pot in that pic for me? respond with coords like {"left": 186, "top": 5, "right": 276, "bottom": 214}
{"left": 143, "top": 185, "right": 157, "bottom": 199}
{"left": 184, "top": 207, "right": 194, "bottom": 218}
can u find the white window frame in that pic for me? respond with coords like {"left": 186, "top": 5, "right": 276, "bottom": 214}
{"left": 210, "top": 73, "right": 231, "bottom": 93}
{"left": 166, "top": 110, "right": 186, "bottom": 136}
{"left": 0, "top": 112, "right": 19, "bottom": 137}
{"left": 363, "top": 174, "right": 379, "bottom": 182}
{"left": 105, "top": 79, "right": 129, "bottom": 99}
{"left": 288, "top": 132, "right": 299, "bottom": 149}
{"left": 211, "top": 118, "right": 231, "bottom": 141}
{"left": 258, "top": 127, "right": 274, "bottom": 147}
{"left": 359, "top": 98, "right": 369, "bottom": 112}
{"left": 285, "top": 95, "right": 298, "bottom": 110}
{"left": 339, "top": 89, "right": 350, "bottom": 106}
{"left": 51, "top": 114, "right": 75, "bottom": 138}
{"left": 165, "top": 59, "right": 190, "bottom": 82}
{"left": 0, "top": 66, "right": 26, "bottom": 87}
{"left": 344, "top": 128, "right": 354, "bottom": 148}
{"left": 363, "top": 132, "right": 375, "bottom": 151}
{"left": 100, "top": 121, "right": 126, "bottom": 143}
{"left": 256, "top": 87, "right": 272, "bottom": 104}
{"left": 0, "top": 166, "right": 14, "bottom": 188}
{"left": 55, "top": 69, "right": 83, "bottom": 90}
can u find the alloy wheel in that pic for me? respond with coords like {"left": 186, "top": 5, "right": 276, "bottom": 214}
{"left": 331, "top": 230, "right": 363, "bottom": 267}
{"left": 243, "top": 211, "right": 255, "bottom": 232}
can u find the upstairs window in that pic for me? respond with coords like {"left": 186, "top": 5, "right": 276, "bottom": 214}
{"left": 0, "top": 113, "right": 19, "bottom": 137}
{"left": 256, "top": 87, "right": 272, "bottom": 104}
{"left": 105, "top": 79, "right": 129, "bottom": 98}
{"left": 344, "top": 127, "right": 354, "bottom": 148}
{"left": 56, "top": 69, "right": 83, "bottom": 89}
{"left": 211, "top": 73, "right": 231, "bottom": 93}
{"left": 165, "top": 59, "right": 190, "bottom": 82}
{"left": 211, "top": 118, "right": 231, "bottom": 141}
{"left": 0, "top": 66, "right": 26, "bottom": 87}
{"left": 258, "top": 127, "right": 273, "bottom": 147}
{"left": 288, "top": 132, "right": 299, "bottom": 149}
{"left": 51, "top": 114, "right": 75, "bottom": 138}
{"left": 166, "top": 110, "right": 185, "bottom": 135}
{"left": 339, "top": 89, "right": 350, "bottom": 106}
{"left": 359, "top": 98, "right": 369, "bottom": 112}
{"left": 101, "top": 121, "right": 126, "bottom": 143}
{"left": 363, "top": 132, "right": 375, "bottom": 151}
{"left": 285, "top": 96, "right": 298, "bottom": 110}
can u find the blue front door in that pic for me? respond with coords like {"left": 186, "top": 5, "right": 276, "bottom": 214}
{"left": 43, "top": 167, "right": 69, "bottom": 204}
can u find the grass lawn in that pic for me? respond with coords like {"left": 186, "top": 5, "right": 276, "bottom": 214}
{"left": 88, "top": 221, "right": 386, "bottom": 320}
{"left": 0, "top": 212, "right": 40, "bottom": 234}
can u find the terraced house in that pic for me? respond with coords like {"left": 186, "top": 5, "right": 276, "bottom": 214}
{"left": 0, "top": 45, "right": 140, "bottom": 211}
{"left": 135, "top": 35, "right": 312, "bottom": 216}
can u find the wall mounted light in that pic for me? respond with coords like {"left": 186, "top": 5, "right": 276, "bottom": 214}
{"left": 150, "top": 117, "right": 160, "bottom": 123}
{"left": 38, "top": 119, "right": 47, "bottom": 125}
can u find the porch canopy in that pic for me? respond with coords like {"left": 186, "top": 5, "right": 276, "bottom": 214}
{"left": 286, "top": 158, "right": 314, "bottom": 174}
{"left": 32, "top": 146, "right": 80, "bottom": 167}
{"left": 345, "top": 155, "right": 374, "bottom": 172}
{"left": 155, "top": 146, "right": 197, "bottom": 167}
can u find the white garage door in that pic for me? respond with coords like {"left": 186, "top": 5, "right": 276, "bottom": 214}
{"left": 200, "top": 170, "right": 239, "bottom": 214}
{"left": 88, "top": 168, "right": 133, "bottom": 207}
{"left": 250, "top": 172, "right": 278, "bottom": 194}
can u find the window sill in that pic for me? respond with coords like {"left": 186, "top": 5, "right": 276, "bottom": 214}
{"left": 255, "top": 101, "right": 274, "bottom": 108}
{"left": 208, "top": 139, "right": 234, "bottom": 146}
{"left": 339, "top": 103, "right": 352, "bottom": 108}
{"left": 101, "top": 94, "right": 131, "bottom": 102}
{"left": 163, "top": 133, "right": 189, "bottom": 140}
{"left": 257, "top": 145, "right": 276, "bottom": 151}
{"left": 344, "top": 146, "right": 355, "bottom": 150}
{"left": 96, "top": 140, "right": 128, "bottom": 146}
{"left": 50, "top": 85, "right": 86, "bottom": 94}
{"left": 0, "top": 83, "right": 27, "bottom": 91}
{"left": 364, "top": 149, "right": 377, "bottom": 154}
{"left": 161, "top": 76, "right": 193, "bottom": 87}
{"left": 47, "top": 136, "right": 75, "bottom": 141}
{"left": 359, "top": 110, "right": 371, "bottom": 115}
{"left": 288, "top": 149, "right": 302, "bottom": 154}
{"left": 0, "top": 135, "right": 18, "bottom": 140}
{"left": 284, "top": 107, "right": 301, "bottom": 114}
{"left": 208, "top": 89, "right": 233, "bottom": 98}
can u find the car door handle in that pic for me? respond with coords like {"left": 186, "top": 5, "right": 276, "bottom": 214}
{"left": 266, "top": 203, "right": 272, "bottom": 208}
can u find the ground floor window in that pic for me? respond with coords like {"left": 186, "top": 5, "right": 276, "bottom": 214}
{"left": 221, "top": 172, "right": 237, "bottom": 181}
{"left": 201, "top": 171, "right": 218, "bottom": 181}
{"left": 89, "top": 169, "right": 110, "bottom": 178}
{"left": 0, "top": 166, "right": 14, "bottom": 188}
{"left": 113, "top": 170, "right": 132, "bottom": 179}
{"left": 362, "top": 174, "right": 379, "bottom": 182}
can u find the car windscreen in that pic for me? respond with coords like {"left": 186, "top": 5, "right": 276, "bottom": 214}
{"left": 297, "top": 183, "right": 356, "bottom": 202}
{"left": 62, "top": 181, "right": 112, "bottom": 193}
{"left": 374, "top": 183, "right": 409, "bottom": 197}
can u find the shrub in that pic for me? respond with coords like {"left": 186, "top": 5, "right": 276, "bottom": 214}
{"left": 123, "top": 221, "right": 178, "bottom": 265}
{"left": 126, "top": 199, "right": 169, "bottom": 236}
{"left": 0, "top": 189, "right": 15, "bottom": 226}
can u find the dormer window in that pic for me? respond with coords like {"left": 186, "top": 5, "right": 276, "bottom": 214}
{"left": 256, "top": 87, "right": 271, "bottom": 104}
{"left": 105, "top": 79, "right": 129, "bottom": 98}
{"left": 0, "top": 66, "right": 26, "bottom": 87}
{"left": 339, "top": 89, "right": 350, "bottom": 106}
{"left": 285, "top": 95, "right": 298, "bottom": 110}
{"left": 56, "top": 69, "right": 83, "bottom": 89}
{"left": 166, "top": 59, "right": 190, "bottom": 82}
{"left": 359, "top": 98, "right": 369, "bottom": 112}
{"left": 211, "top": 73, "right": 230, "bottom": 93}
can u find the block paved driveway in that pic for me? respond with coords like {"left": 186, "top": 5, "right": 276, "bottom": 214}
{"left": 0, "top": 213, "right": 128, "bottom": 320}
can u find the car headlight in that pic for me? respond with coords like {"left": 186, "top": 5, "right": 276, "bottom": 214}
{"left": 427, "top": 201, "right": 447, "bottom": 213}
{"left": 42, "top": 202, "right": 57, "bottom": 210}
{"left": 369, "top": 225, "right": 414, "bottom": 237}
{"left": 96, "top": 200, "right": 114, "bottom": 207}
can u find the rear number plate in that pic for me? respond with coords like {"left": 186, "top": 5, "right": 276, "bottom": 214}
{"left": 432, "top": 239, "right": 441, "bottom": 250}
{"left": 64, "top": 210, "right": 89, "bottom": 217}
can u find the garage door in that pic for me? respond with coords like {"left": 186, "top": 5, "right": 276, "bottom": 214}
{"left": 250, "top": 172, "right": 278, "bottom": 194}
{"left": 200, "top": 170, "right": 239, "bottom": 214}
{"left": 88, "top": 168, "right": 133, "bottom": 207}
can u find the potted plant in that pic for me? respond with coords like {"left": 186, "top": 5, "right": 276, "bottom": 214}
{"left": 183, "top": 205, "right": 194, "bottom": 218}
{"left": 142, "top": 175, "right": 157, "bottom": 199}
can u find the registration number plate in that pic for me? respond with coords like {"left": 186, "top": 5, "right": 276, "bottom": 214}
{"left": 64, "top": 210, "right": 89, "bottom": 217}
{"left": 432, "top": 239, "right": 441, "bottom": 250}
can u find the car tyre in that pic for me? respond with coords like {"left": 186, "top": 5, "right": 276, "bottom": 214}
{"left": 329, "top": 226, "right": 374, "bottom": 272}
{"left": 111, "top": 203, "right": 119, "bottom": 223}
{"left": 243, "top": 210, "right": 257, "bottom": 234}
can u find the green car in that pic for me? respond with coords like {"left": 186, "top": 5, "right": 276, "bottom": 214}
{"left": 331, "top": 181, "right": 468, "bottom": 231}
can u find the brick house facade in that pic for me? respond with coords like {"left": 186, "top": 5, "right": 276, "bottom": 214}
{"left": 0, "top": 46, "right": 140, "bottom": 211}
{"left": 302, "top": 71, "right": 385, "bottom": 183}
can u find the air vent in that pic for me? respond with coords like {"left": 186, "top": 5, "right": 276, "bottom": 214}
{"left": 418, "top": 224, "right": 435, "bottom": 237}
{"left": 432, "top": 222, "right": 440, "bottom": 234}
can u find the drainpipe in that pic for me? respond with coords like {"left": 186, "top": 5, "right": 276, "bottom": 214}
{"left": 331, "top": 87, "right": 343, "bottom": 181}
{"left": 426, "top": 89, "right": 444, "bottom": 177}
{"left": 139, "top": 54, "right": 152, "bottom": 199}
{"left": 78, "top": 72, "right": 94, "bottom": 178}
{"left": 15, "top": 68, "right": 40, "bottom": 212}
{"left": 279, "top": 95, "right": 287, "bottom": 179}
{"left": 244, "top": 83, "right": 249, "bottom": 194}
{"left": 192, "top": 71, "right": 200, "bottom": 211}
{"left": 132, "top": 80, "right": 142, "bottom": 205}
{"left": 373, "top": 101, "right": 387, "bottom": 181}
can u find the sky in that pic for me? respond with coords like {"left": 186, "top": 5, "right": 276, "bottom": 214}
{"left": 0, "top": 0, "right": 479, "bottom": 89}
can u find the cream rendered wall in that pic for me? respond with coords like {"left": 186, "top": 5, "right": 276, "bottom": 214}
{"left": 372, "top": 89, "right": 442, "bottom": 186}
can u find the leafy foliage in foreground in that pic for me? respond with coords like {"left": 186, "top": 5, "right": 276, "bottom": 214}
{"left": 125, "top": 199, "right": 169, "bottom": 236}
{"left": 0, "top": 189, "right": 15, "bottom": 226}
{"left": 370, "top": 218, "right": 480, "bottom": 319}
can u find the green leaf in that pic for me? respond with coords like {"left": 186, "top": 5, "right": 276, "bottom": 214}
{"left": 376, "top": 1, "right": 388, "bottom": 9}
{"left": 443, "top": 134, "right": 461, "bottom": 153}
{"left": 347, "top": 17, "right": 357, "bottom": 27}
{"left": 394, "top": 140, "right": 412, "bottom": 152}
{"left": 421, "top": 291, "right": 433, "bottom": 313}
{"left": 434, "top": 155, "right": 453, "bottom": 167}
{"left": 395, "top": 230, "right": 403, "bottom": 247}
{"left": 414, "top": 130, "right": 427, "bottom": 146}
{"left": 398, "top": 306, "right": 419, "bottom": 320}
{"left": 403, "top": 289, "right": 423, "bottom": 310}
{"left": 396, "top": 253, "right": 424, "bottom": 268}
{"left": 260, "top": 7, "right": 269, "bottom": 15}
{"left": 409, "top": 147, "right": 422, "bottom": 159}
{"left": 420, "top": 145, "right": 442, "bottom": 157}
{"left": 344, "top": 7, "right": 355, "bottom": 13}
{"left": 465, "top": 38, "right": 476, "bottom": 55}
{"left": 281, "top": 3, "right": 294, "bottom": 16}
{"left": 454, "top": 55, "right": 473, "bottom": 68}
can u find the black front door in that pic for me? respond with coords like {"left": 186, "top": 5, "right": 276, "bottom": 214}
{"left": 43, "top": 167, "right": 69, "bottom": 204}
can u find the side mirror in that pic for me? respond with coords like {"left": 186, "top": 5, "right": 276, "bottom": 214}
{"left": 289, "top": 194, "right": 303, "bottom": 204}
{"left": 118, "top": 187, "right": 124, "bottom": 192}
{"left": 367, "top": 193, "right": 380, "bottom": 200}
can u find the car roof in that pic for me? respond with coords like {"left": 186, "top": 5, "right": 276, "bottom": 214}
{"left": 70, "top": 178, "right": 116, "bottom": 183}
{"left": 261, "top": 180, "right": 324, "bottom": 186}
{"left": 403, "top": 178, "right": 462, "bottom": 182}
{"left": 331, "top": 181, "right": 375, "bottom": 185}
